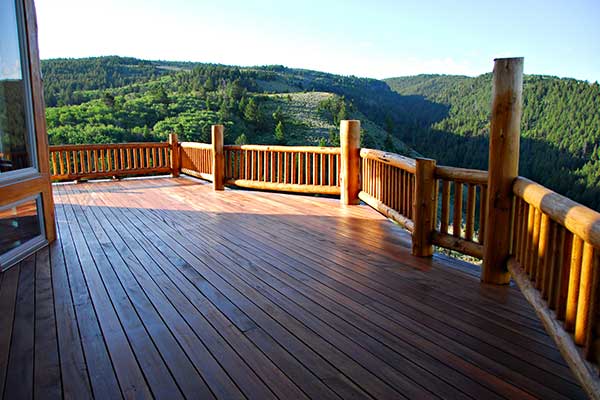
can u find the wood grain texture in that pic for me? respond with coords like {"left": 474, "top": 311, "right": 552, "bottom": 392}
{"left": 0, "top": 177, "right": 586, "bottom": 399}
{"left": 340, "top": 120, "right": 360, "bottom": 205}
{"left": 482, "top": 57, "right": 524, "bottom": 284}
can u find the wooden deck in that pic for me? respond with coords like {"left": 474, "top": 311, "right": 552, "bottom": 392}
{"left": 0, "top": 177, "right": 586, "bottom": 399}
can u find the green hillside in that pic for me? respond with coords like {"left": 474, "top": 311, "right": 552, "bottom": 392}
{"left": 41, "top": 57, "right": 415, "bottom": 155}
{"left": 386, "top": 74, "right": 600, "bottom": 210}
{"left": 39, "top": 57, "right": 600, "bottom": 210}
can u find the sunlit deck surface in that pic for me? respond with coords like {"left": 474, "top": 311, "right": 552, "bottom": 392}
{"left": 0, "top": 177, "right": 586, "bottom": 399}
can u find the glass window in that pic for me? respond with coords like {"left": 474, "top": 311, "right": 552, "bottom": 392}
{"left": 0, "top": 197, "right": 42, "bottom": 258}
{"left": 0, "top": 0, "right": 35, "bottom": 174}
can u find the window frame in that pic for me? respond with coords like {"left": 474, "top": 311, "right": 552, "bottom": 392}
{"left": 0, "top": 0, "right": 39, "bottom": 185}
{"left": 0, "top": 193, "right": 47, "bottom": 270}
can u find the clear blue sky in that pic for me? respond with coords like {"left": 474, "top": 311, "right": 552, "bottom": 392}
{"left": 35, "top": 0, "right": 600, "bottom": 82}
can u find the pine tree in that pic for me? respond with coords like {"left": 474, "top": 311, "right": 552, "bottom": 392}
{"left": 274, "top": 121, "right": 285, "bottom": 143}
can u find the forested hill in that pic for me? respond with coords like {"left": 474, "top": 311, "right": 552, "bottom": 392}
{"left": 39, "top": 57, "right": 599, "bottom": 210}
{"left": 40, "top": 56, "right": 416, "bottom": 153}
{"left": 386, "top": 74, "right": 600, "bottom": 210}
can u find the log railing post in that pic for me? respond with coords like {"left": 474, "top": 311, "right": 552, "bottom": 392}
{"left": 340, "top": 120, "right": 360, "bottom": 205}
{"left": 169, "top": 133, "right": 180, "bottom": 177}
{"left": 212, "top": 124, "right": 224, "bottom": 191}
{"left": 482, "top": 57, "right": 524, "bottom": 284}
{"left": 412, "top": 158, "right": 436, "bottom": 256}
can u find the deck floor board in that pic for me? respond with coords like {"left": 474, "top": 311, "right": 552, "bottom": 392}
{"left": 0, "top": 177, "right": 587, "bottom": 399}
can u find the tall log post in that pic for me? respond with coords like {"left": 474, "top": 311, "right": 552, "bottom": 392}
{"left": 169, "top": 133, "right": 180, "bottom": 177}
{"left": 212, "top": 125, "right": 224, "bottom": 191}
{"left": 340, "top": 120, "right": 360, "bottom": 205}
{"left": 412, "top": 158, "right": 436, "bottom": 256}
{"left": 482, "top": 57, "right": 524, "bottom": 284}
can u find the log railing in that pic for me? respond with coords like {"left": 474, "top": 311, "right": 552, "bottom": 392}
{"left": 223, "top": 144, "right": 341, "bottom": 195}
{"left": 49, "top": 142, "right": 172, "bottom": 181}
{"left": 509, "top": 177, "right": 600, "bottom": 395}
{"left": 433, "top": 166, "right": 488, "bottom": 258}
{"left": 180, "top": 142, "right": 213, "bottom": 182}
{"left": 358, "top": 148, "right": 416, "bottom": 232}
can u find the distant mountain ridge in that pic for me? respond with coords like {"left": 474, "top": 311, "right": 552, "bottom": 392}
{"left": 40, "top": 56, "right": 600, "bottom": 210}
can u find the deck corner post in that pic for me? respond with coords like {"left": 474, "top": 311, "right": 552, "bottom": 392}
{"left": 340, "top": 120, "right": 360, "bottom": 205}
{"left": 412, "top": 157, "right": 436, "bottom": 257}
{"left": 482, "top": 57, "right": 524, "bottom": 284}
{"left": 169, "top": 133, "right": 180, "bottom": 177}
{"left": 212, "top": 125, "right": 225, "bottom": 191}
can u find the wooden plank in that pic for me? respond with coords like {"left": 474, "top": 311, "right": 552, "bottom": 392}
{"left": 0, "top": 263, "right": 20, "bottom": 396}
{"left": 99, "top": 182, "right": 401, "bottom": 399}
{"left": 49, "top": 230, "right": 93, "bottom": 399}
{"left": 87, "top": 183, "right": 354, "bottom": 400}
{"left": 60, "top": 187, "right": 186, "bottom": 399}
{"left": 42, "top": 178, "right": 589, "bottom": 400}
{"left": 199, "top": 184, "right": 576, "bottom": 362}
{"left": 54, "top": 192, "right": 123, "bottom": 399}
{"left": 69, "top": 184, "right": 275, "bottom": 400}
{"left": 33, "top": 247, "right": 62, "bottom": 400}
{"left": 143, "top": 180, "right": 580, "bottom": 398}
{"left": 125, "top": 180, "right": 572, "bottom": 376}
{"left": 4, "top": 256, "right": 35, "bottom": 400}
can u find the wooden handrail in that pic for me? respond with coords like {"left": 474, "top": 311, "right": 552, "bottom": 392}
{"left": 435, "top": 165, "right": 488, "bottom": 185}
{"left": 180, "top": 141, "right": 213, "bottom": 182}
{"left": 514, "top": 177, "right": 600, "bottom": 248}
{"left": 359, "top": 148, "right": 416, "bottom": 174}
{"left": 49, "top": 141, "right": 172, "bottom": 181}
{"left": 359, "top": 148, "right": 416, "bottom": 235}
{"left": 433, "top": 165, "right": 488, "bottom": 258}
{"left": 225, "top": 144, "right": 340, "bottom": 154}
{"left": 223, "top": 143, "right": 341, "bottom": 195}
{"left": 511, "top": 176, "right": 600, "bottom": 398}
{"left": 50, "top": 142, "right": 169, "bottom": 151}
{"left": 180, "top": 142, "right": 212, "bottom": 150}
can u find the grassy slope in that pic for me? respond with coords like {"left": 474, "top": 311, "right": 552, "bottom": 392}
{"left": 258, "top": 92, "right": 417, "bottom": 155}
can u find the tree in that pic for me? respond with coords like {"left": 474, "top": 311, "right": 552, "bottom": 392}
{"left": 337, "top": 100, "right": 347, "bottom": 124}
{"left": 328, "top": 128, "right": 340, "bottom": 146}
{"left": 235, "top": 133, "right": 248, "bottom": 145}
{"left": 102, "top": 92, "right": 115, "bottom": 107}
{"left": 384, "top": 133, "right": 396, "bottom": 152}
{"left": 244, "top": 98, "right": 259, "bottom": 122}
{"left": 272, "top": 106, "right": 284, "bottom": 123}
{"left": 274, "top": 121, "right": 285, "bottom": 143}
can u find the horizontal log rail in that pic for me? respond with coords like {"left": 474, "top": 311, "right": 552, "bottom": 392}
{"left": 223, "top": 145, "right": 341, "bottom": 195}
{"left": 359, "top": 148, "right": 416, "bottom": 232}
{"left": 510, "top": 177, "right": 600, "bottom": 397}
{"left": 433, "top": 166, "right": 488, "bottom": 258}
{"left": 49, "top": 142, "right": 172, "bottom": 181}
{"left": 180, "top": 142, "right": 213, "bottom": 182}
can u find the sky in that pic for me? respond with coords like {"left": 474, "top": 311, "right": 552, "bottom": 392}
{"left": 1, "top": 0, "right": 22, "bottom": 79}
{"left": 34, "top": 0, "right": 600, "bottom": 82}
